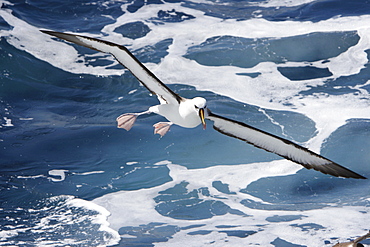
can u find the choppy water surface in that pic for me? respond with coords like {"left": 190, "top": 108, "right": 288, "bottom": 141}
{"left": 1, "top": 0, "right": 370, "bottom": 246}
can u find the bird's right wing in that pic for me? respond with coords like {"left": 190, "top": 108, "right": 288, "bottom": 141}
{"left": 206, "top": 111, "right": 366, "bottom": 179}
{"left": 41, "top": 30, "right": 183, "bottom": 105}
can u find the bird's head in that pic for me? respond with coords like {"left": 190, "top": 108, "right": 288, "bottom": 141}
{"left": 192, "top": 97, "right": 207, "bottom": 129}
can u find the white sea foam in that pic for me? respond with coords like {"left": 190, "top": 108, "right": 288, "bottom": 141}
{"left": 66, "top": 197, "right": 120, "bottom": 244}
{"left": 48, "top": 169, "right": 68, "bottom": 182}
{"left": 94, "top": 160, "right": 289, "bottom": 230}
{"left": 17, "top": 169, "right": 105, "bottom": 182}
{"left": 74, "top": 170, "right": 105, "bottom": 176}
{"left": 253, "top": 0, "right": 316, "bottom": 7}
{"left": 93, "top": 160, "right": 369, "bottom": 246}
{"left": 0, "top": 195, "right": 119, "bottom": 246}
{"left": 2, "top": 117, "right": 13, "bottom": 127}
{"left": 17, "top": 174, "right": 45, "bottom": 179}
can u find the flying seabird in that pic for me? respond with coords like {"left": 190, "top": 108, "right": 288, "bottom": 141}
{"left": 332, "top": 231, "right": 370, "bottom": 247}
{"left": 41, "top": 30, "right": 366, "bottom": 180}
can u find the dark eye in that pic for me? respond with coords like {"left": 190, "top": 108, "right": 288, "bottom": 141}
{"left": 194, "top": 105, "right": 199, "bottom": 109}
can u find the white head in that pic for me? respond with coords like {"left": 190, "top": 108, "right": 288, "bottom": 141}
{"left": 192, "top": 97, "right": 207, "bottom": 109}
{"left": 191, "top": 97, "right": 207, "bottom": 129}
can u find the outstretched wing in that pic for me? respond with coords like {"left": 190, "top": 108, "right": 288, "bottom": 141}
{"left": 206, "top": 111, "right": 366, "bottom": 179}
{"left": 41, "top": 30, "right": 183, "bottom": 105}
{"left": 354, "top": 231, "right": 370, "bottom": 244}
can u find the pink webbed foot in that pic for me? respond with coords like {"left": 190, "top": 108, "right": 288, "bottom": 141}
{"left": 153, "top": 122, "right": 173, "bottom": 137}
{"left": 116, "top": 113, "right": 138, "bottom": 131}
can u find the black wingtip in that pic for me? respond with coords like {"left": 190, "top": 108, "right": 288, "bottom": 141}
{"left": 311, "top": 162, "right": 367, "bottom": 179}
{"left": 353, "top": 174, "right": 367, "bottom": 179}
{"left": 348, "top": 174, "right": 366, "bottom": 179}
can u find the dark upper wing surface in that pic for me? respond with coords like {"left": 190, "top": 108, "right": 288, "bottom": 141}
{"left": 41, "top": 30, "right": 182, "bottom": 105}
{"left": 207, "top": 111, "right": 366, "bottom": 179}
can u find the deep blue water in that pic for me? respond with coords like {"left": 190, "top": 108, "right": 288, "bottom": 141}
{"left": 1, "top": 0, "right": 370, "bottom": 246}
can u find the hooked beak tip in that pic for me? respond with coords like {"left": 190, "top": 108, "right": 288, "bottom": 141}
{"left": 199, "top": 108, "right": 206, "bottom": 130}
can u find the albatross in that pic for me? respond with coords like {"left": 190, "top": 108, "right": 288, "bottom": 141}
{"left": 41, "top": 30, "right": 366, "bottom": 180}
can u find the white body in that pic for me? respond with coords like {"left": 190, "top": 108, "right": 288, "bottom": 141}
{"left": 150, "top": 97, "right": 206, "bottom": 128}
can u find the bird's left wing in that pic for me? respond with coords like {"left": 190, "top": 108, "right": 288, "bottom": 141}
{"left": 354, "top": 231, "right": 370, "bottom": 244}
{"left": 206, "top": 111, "right": 366, "bottom": 179}
{"left": 41, "top": 30, "right": 183, "bottom": 105}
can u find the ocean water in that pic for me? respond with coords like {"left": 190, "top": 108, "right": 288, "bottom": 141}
{"left": 1, "top": 0, "right": 370, "bottom": 246}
